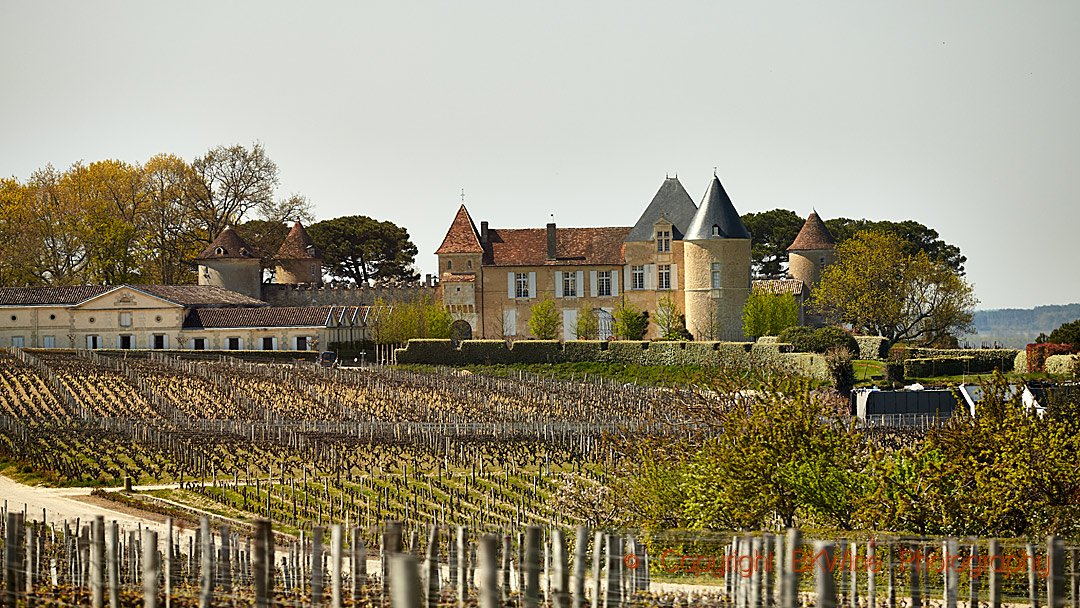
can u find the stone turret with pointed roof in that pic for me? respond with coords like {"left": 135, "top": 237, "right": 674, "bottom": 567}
{"left": 787, "top": 211, "right": 837, "bottom": 325}
{"left": 682, "top": 173, "right": 751, "bottom": 341}
{"left": 275, "top": 222, "right": 323, "bottom": 285}
{"left": 625, "top": 177, "right": 699, "bottom": 242}
{"left": 195, "top": 227, "right": 262, "bottom": 300}
{"left": 787, "top": 211, "right": 835, "bottom": 252}
{"left": 685, "top": 175, "right": 751, "bottom": 240}
{"left": 436, "top": 205, "right": 483, "bottom": 254}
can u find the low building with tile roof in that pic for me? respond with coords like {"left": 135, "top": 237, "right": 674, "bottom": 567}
{"left": 436, "top": 174, "right": 753, "bottom": 340}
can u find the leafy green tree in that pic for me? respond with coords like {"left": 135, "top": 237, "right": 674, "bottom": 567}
{"left": 1036, "top": 318, "right": 1080, "bottom": 345}
{"left": 372, "top": 296, "right": 451, "bottom": 344}
{"left": 573, "top": 305, "right": 599, "bottom": 340}
{"left": 813, "top": 230, "right": 977, "bottom": 350}
{"left": 825, "top": 218, "right": 967, "bottom": 274}
{"left": 308, "top": 215, "right": 419, "bottom": 283}
{"left": 743, "top": 292, "right": 799, "bottom": 338}
{"left": 528, "top": 296, "right": 561, "bottom": 340}
{"left": 741, "top": 209, "right": 805, "bottom": 277}
{"left": 613, "top": 298, "right": 648, "bottom": 340}
{"left": 654, "top": 295, "right": 690, "bottom": 340}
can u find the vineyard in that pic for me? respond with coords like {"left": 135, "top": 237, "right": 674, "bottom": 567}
{"left": 0, "top": 348, "right": 712, "bottom": 534}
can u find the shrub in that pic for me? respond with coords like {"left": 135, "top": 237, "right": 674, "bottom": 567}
{"left": 854, "top": 336, "right": 890, "bottom": 360}
{"left": 756, "top": 336, "right": 779, "bottom": 344}
{"left": 1045, "top": 354, "right": 1079, "bottom": 376}
{"left": 608, "top": 341, "right": 648, "bottom": 365}
{"left": 824, "top": 347, "right": 855, "bottom": 394}
{"left": 779, "top": 326, "right": 816, "bottom": 353}
{"left": 563, "top": 340, "right": 607, "bottom": 363}
{"left": 511, "top": 340, "right": 564, "bottom": 363}
{"left": 683, "top": 342, "right": 722, "bottom": 366}
{"left": 1014, "top": 351, "right": 1028, "bottom": 376}
{"left": 784, "top": 353, "right": 830, "bottom": 382}
{"left": 743, "top": 292, "right": 799, "bottom": 339}
{"left": 752, "top": 343, "right": 794, "bottom": 357}
{"left": 718, "top": 342, "right": 754, "bottom": 355}
{"left": 460, "top": 340, "right": 514, "bottom": 365}
{"left": 643, "top": 341, "right": 687, "bottom": 366}
{"left": 613, "top": 300, "right": 649, "bottom": 341}
{"left": 906, "top": 348, "right": 1019, "bottom": 374}
{"left": 903, "top": 356, "right": 975, "bottom": 378}
{"left": 814, "top": 327, "right": 859, "bottom": 355}
{"left": 573, "top": 305, "right": 600, "bottom": 340}
{"left": 394, "top": 339, "right": 461, "bottom": 365}
{"left": 1026, "top": 343, "right": 1078, "bottom": 373}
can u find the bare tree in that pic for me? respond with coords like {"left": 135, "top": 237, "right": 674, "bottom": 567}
{"left": 187, "top": 142, "right": 279, "bottom": 242}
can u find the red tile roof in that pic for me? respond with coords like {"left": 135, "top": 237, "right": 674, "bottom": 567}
{"left": 752, "top": 279, "right": 804, "bottom": 296}
{"left": 134, "top": 285, "right": 267, "bottom": 307}
{"left": 787, "top": 212, "right": 835, "bottom": 251}
{"left": 484, "top": 226, "right": 630, "bottom": 266}
{"left": 441, "top": 273, "right": 476, "bottom": 283}
{"left": 195, "top": 227, "right": 260, "bottom": 260}
{"left": 276, "top": 222, "right": 322, "bottom": 260}
{"left": 0, "top": 285, "right": 266, "bottom": 307}
{"left": 435, "top": 205, "right": 483, "bottom": 254}
{"left": 184, "top": 306, "right": 332, "bottom": 329}
{"left": 0, "top": 285, "right": 113, "bottom": 306}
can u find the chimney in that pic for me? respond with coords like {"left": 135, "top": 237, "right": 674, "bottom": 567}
{"left": 480, "top": 221, "right": 489, "bottom": 244}
{"left": 546, "top": 222, "right": 557, "bottom": 261}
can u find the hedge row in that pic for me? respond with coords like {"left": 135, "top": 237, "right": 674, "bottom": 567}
{"left": 906, "top": 348, "right": 1018, "bottom": 374}
{"left": 855, "top": 337, "right": 890, "bottom": 360}
{"left": 1046, "top": 354, "right": 1079, "bottom": 376}
{"left": 22, "top": 347, "right": 321, "bottom": 363}
{"left": 395, "top": 339, "right": 834, "bottom": 381}
{"left": 904, "top": 356, "right": 975, "bottom": 378}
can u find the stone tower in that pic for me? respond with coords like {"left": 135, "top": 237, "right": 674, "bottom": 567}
{"left": 194, "top": 227, "right": 263, "bottom": 300}
{"left": 682, "top": 175, "right": 752, "bottom": 341}
{"left": 275, "top": 221, "right": 323, "bottom": 285}
{"left": 787, "top": 211, "right": 836, "bottom": 294}
{"left": 434, "top": 204, "right": 485, "bottom": 334}
{"left": 787, "top": 211, "right": 836, "bottom": 326}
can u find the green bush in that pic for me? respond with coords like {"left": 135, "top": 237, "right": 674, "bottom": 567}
{"left": 394, "top": 339, "right": 462, "bottom": 365}
{"left": 752, "top": 343, "right": 794, "bottom": 357}
{"left": 904, "top": 356, "right": 975, "bottom": 378}
{"left": 907, "top": 348, "right": 1018, "bottom": 374}
{"left": 718, "top": 342, "right": 754, "bottom": 355}
{"left": 1014, "top": 351, "right": 1028, "bottom": 375}
{"left": 784, "top": 353, "right": 831, "bottom": 382}
{"left": 756, "top": 336, "right": 779, "bottom": 344}
{"left": 825, "top": 347, "right": 855, "bottom": 393}
{"left": 813, "top": 327, "right": 859, "bottom": 355}
{"left": 607, "top": 341, "right": 648, "bottom": 365}
{"left": 1046, "top": 354, "right": 1079, "bottom": 376}
{"left": 779, "top": 326, "right": 816, "bottom": 352}
{"left": 460, "top": 340, "right": 514, "bottom": 365}
{"left": 643, "top": 341, "right": 687, "bottom": 366}
{"left": 511, "top": 340, "right": 564, "bottom": 363}
{"left": 563, "top": 340, "right": 607, "bottom": 363}
{"left": 854, "top": 336, "right": 890, "bottom": 360}
{"left": 682, "top": 342, "right": 722, "bottom": 366}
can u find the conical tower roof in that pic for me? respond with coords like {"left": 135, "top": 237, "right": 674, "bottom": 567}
{"left": 685, "top": 175, "right": 750, "bottom": 240}
{"left": 787, "top": 211, "right": 835, "bottom": 251}
{"left": 625, "top": 177, "right": 699, "bottom": 242}
{"left": 276, "top": 221, "right": 322, "bottom": 260}
{"left": 195, "top": 227, "right": 259, "bottom": 260}
{"left": 435, "top": 204, "right": 484, "bottom": 254}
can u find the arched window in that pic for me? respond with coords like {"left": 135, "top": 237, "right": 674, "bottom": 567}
{"left": 215, "top": 246, "right": 225, "bottom": 255}
{"left": 447, "top": 260, "right": 453, "bottom": 270}
{"left": 467, "top": 260, "right": 473, "bottom": 270}
{"left": 712, "top": 225, "right": 720, "bottom": 236}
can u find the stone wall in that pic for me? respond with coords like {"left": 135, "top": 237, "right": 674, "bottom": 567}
{"left": 261, "top": 283, "right": 437, "bottom": 307}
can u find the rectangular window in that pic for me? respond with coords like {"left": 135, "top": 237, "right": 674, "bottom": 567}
{"left": 631, "top": 265, "right": 645, "bottom": 290}
{"left": 658, "top": 264, "right": 671, "bottom": 290}
{"left": 503, "top": 310, "right": 517, "bottom": 336}
{"left": 227, "top": 337, "right": 241, "bottom": 350}
{"left": 86, "top": 335, "right": 100, "bottom": 349}
{"left": 711, "top": 262, "right": 722, "bottom": 289}
{"left": 153, "top": 334, "right": 166, "bottom": 349}
{"left": 119, "top": 335, "right": 133, "bottom": 349}
{"left": 515, "top": 273, "right": 530, "bottom": 298}
{"left": 656, "top": 230, "right": 671, "bottom": 253}
{"left": 263, "top": 337, "right": 275, "bottom": 351}
{"left": 191, "top": 338, "right": 206, "bottom": 350}
{"left": 563, "top": 272, "right": 577, "bottom": 297}
{"left": 42, "top": 336, "right": 55, "bottom": 349}
{"left": 11, "top": 336, "right": 23, "bottom": 348}
{"left": 597, "top": 271, "right": 611, "bottom": 297}
{"left": 119, "top": 312, "right": 132, "bottom": 327}
{"left": 295, "top": 336, "right": 308, "bottom": 351}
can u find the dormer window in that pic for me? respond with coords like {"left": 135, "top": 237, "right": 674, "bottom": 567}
{"left": 712, "top": 225, "right": 720, "bottom": 236}
{"left": 215, "top": 246, "right": 225, "bottom": 255}
{"left": 656, "top": 230, "right": 671, "bottom": 253}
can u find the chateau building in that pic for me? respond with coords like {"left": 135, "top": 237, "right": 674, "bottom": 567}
{"left": 435, "top": 175, "right": 753, "bottom": 341}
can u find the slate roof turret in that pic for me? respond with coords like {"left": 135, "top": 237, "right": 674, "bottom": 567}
{"left": 625, "top": 177, "right": 699, "bottom": 242}
{"left": 787, "top": 211, "right": 836, "bottom": 251}
{"left": 685, "top": 175, "right": 751, "bottom": 240}
{"left": 195, "top": 227, "right": 260, "bottom": 260}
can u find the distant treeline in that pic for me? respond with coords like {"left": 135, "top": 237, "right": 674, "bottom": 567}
{"left": 966, "top": 303, "right": 1080, "bottom": 347}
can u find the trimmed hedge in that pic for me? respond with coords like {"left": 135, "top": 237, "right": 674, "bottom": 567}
{"left": 563, "top": 341, "right": 608, "bottom": 363}
{"left": 855, "top": 337, "right": 890, "bottom": 360}
{"left": 1026, "top": 343, "right": 1077, "bottom": 373}
{"left": 1014, "top": 351, "right": 1028, "bottom": 376}
{"left": 907, "top": 348, "right": 1018, "bottom": 374}
{"left": 395, "top": 339, "right": 463, "bottom": 365}
{"left": 1046, "top": 354, "right": 1079, "bottom": 376}
{"left": 607, "top": 341, "right": 649, "bottom": 366}
{"left": 460, "top": 340, "right": 515, "bottom": 365}
{"left": 510, "top": 340, "right": 563, "bottom": 364}
{"left": 787, "top": 353, "right": 831, "bottom": 382}
{"left": 756, "top": 336, "right": 779, "bottom": 344}
{"left": 718, "top": 342, "right": 754, "bottom": 355}
{"left": 904, "top": 356, "right": 975, "bottom": 378}
{"left": 752, "top": 343, "right": 794, "bottom": 356}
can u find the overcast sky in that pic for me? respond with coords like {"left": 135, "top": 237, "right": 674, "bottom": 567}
{"left": 2, "top": 1, "right": 1076, "bottom": 310}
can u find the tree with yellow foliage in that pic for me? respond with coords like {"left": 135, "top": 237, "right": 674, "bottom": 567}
{"left": 813, "top": 230, "right": 977, "bottom": 350}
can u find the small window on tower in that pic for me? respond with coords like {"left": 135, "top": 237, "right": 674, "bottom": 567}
{"left": 448, "top": 260, "right": 453, "bottom": 270}
{"left": 712, "top": 225, "right": 720, "bottom": 236}
{"left": 819, "top": 255, "right": 826, "bottom": 268}
{"left": 467, "top": 260, "right": 472, "bottom": 270}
